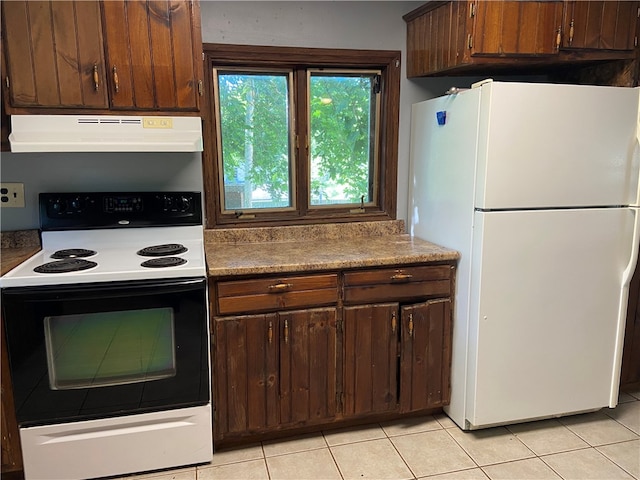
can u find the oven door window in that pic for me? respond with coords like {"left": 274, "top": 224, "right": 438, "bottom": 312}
{"left": 2, "top": 278, "right": 209, "bottom": 427}
{"left": 45, "top": 308, "right": 176, "bottom": 390}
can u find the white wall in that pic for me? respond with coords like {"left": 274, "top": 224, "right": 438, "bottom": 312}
{"left": 0, "top": 152, "right": 203, "bottom": 230}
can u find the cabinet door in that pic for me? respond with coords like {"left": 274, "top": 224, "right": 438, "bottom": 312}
{"left": 279, "top": 308, "right": 337, "bottom": 425}
{"left": 471, "top": 1, "right": 563, "bottom": 55}
{"left": 343, "top": 303, "right": 399, "bottom": 416}
{"left": 2, "top": 1, "right": 108, "bottom": 109}
{"left": 213, "top": 313, "right": 279, "bottom": 439}
{"left": 101, "top": 0, "right": 201, "bottom": 111}
{"left": 400, "top": 299, "right": 452, "bottom": 412}
{"left": 562, "top": 1, "right": 638, "bottom": 51}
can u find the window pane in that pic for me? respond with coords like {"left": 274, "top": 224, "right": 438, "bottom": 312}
{"left": 309, "top": 72, "right": 378, "bottom": 206}
{"left": 217, "top": 72, "right": 292, "bottom": 210}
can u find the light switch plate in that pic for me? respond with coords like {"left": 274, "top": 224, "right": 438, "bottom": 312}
{"left": 0, "top": 183, "right": 25, "bottom": 208}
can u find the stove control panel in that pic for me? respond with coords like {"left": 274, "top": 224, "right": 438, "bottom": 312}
{"left": 40, "top": 192, "right": 202, "bottom": 230}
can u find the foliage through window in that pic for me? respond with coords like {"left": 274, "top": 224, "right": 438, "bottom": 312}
{"left": 203, "top": 44, "right": 400, "bottom": 227}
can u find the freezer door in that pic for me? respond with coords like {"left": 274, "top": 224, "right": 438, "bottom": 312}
{"left": 475, "top": 82, "right": 640, "bottom": 209}
{"left": 466, "top": 207, "right": 636, "bottom": 428}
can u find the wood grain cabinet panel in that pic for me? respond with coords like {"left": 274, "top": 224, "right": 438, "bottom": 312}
{"left": 1, "top": 0, "right": 202, "bottom": 113}
{"left": 404, "top": 0, "right": 638, "bottom": 77}
{"left": 400, "top": 299, "right": 452, "bottom": 412}
{"left": 470, "top": 1, "right": 563, "bottom": 56}
{"left": 562, "top": 1, "right": 638, "bottom": 51}
{"left": 214, "top": 313, "right": 279, "bottom": 437}
{"left": 217, "top": 274, "right": 338, "bottom": 315}
{"left": 343, "top": 265, "right": 451, "bottom": 304}
{"left": 2, "top": 1, "right": 108, "bottom": 109}
{"left": 213, "top": 307, "right": 337, "bottom": 442}
{"left": 343, "top": 303, "right": 399, "bottom": 416}
{"left": 279, "top": 308, "right": 337, "bottom": 425}
{"left": 102, "top": 0, "right": 202, "bottom": 111}
{"left": 212, "top": 264, "right": 455, "bottom": 445}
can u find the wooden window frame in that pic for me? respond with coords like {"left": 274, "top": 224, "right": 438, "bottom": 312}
{"left": 202, "top": 43, "right": 401, "bottom": 228}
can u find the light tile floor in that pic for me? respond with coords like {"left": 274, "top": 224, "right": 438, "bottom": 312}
{"left": 121, "top": 390, "right": 640, "bottom": 480}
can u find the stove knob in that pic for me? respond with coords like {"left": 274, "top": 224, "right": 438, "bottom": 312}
{"left": 51, "top": 198, "right": 68, "bottom": 214}
{"left": 70, "top": 196, "right": 85, "bottom": 212}
{"left": 162, "top": 195, "right": 175, "bottom": 211}
{"left": 177, "top": 196, "right": 191, "bottom": 212}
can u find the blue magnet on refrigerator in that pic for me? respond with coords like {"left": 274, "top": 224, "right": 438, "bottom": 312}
{"left": 436, "top": 111, "right": 446, "bottom": 125}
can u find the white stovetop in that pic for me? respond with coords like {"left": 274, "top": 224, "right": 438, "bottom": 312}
{"left": 0, "top": 226, "right": 206, "bottom": 288}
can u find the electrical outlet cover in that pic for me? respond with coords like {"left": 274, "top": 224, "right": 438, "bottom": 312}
{"left": 0, "top": 183, "right": 25, "bottom": 208}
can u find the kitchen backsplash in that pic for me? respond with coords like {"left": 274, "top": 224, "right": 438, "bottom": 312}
{"left": 0, "top": 151, "right": 204, "bottom": 231}
{"left": 205, "top": 220, "right": 405, "bottom": 244}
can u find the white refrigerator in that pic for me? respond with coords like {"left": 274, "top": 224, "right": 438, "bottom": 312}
{"left": 409, "top": 79, "right": 640, "bottom": 430}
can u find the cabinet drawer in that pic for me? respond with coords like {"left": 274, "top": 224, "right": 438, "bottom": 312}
{"left": 216, "top": 274, "right": 338, "bottom": 314}
{"left": 343, "top": 265, "right": 452, "bottom": 304}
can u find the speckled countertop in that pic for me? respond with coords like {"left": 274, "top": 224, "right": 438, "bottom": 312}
{"left": 204, "top": 221, "right": 459, "bottom": 277}
{"left": 1, "top": 230, "right": 41, "bottom": 276}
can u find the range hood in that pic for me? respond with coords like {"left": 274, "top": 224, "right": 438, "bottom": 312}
{"left": 9, "top": 115, "right": 203, "bottom": 153}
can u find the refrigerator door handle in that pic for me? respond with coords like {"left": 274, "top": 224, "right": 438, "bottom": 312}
{"left": 610, "top": 206, "right": 640, "bottom": 406}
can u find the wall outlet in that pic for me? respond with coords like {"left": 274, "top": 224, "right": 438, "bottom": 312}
{"left": 0, "top": 183, "right": 25, "bottom": 208}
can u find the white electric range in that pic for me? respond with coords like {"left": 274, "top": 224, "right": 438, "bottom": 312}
{"left": 1, "top": 191, "right": 212, "bottom": 480}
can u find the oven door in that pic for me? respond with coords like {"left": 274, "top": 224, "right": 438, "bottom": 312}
{"left": 1, "top": 277, "right": 209, "bottom": 427}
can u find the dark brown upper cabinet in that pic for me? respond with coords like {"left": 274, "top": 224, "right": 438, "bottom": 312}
{"left": 561, "top": 1, "right": 637, "bottom": 51}
{"left": 101, "top": 0, "right": 203, "bottom": 111}
{"left": 1, "top": 0, "right": 203, "bottom": 114}
{"left": 404, "top": 0, "right": 638, "bottom": 77}
{"left": 2, "top": 1, "right": 108, "bottom": 109}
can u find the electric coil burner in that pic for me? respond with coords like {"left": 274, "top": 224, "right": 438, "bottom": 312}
{"left": 137, "top": 243, "right": 188, "bottom": 257}
{"left": 141, "top": 257, "right": 188, "bottom": 268}
{"left": 33, "top": 258, "right": 98, "bottom": 274}
{"left": 50, "top": 248, "right": 97, "bottom": 259}
{"left": 0, "top": 191, "right": 212, "bottom": 480}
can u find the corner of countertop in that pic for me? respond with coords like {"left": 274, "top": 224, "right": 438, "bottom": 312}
{"left": 205, "top": 220, "right": 406, "bottom": 244}
{"left": 1, "top": 229, "right": 41, "bottom": 248}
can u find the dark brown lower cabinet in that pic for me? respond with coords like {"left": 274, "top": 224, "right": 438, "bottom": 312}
{"left": 343, "top": 303, "right": 399, "bottom": 416}
{"left": 343, "top": 299, "right": 452, "bottom": 418}
{"left": 400, "top": 299, "right": 451, "bottom": 412}
{"left": 214, "top": 307, "right": 337, "bottom": 441}
{"left": 212, "top": 263, "right": 456, "bottom": 446}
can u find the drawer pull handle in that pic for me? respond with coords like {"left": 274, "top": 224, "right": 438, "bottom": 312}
{"left": 391, "top": 273, "right": 413, "bottom": 282}
{"left": 268, "top": 283, "right": 293, "bottom": 292}
{"left": 284, "top": 319, "right": 289, "bottom": 344}
{"left": 112, "top": 65, "right": 120, "bottom": 93}
{"left": 92, "top": 64, "right": 100, "bottom": 91}
{"left": 391, "top": 312, "right": 397, "bottom": 334}
{"left": 268, "top": 321, "right": 273, "bottom": 344}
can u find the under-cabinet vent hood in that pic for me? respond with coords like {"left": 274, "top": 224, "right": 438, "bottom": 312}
{"left": 8, "top": 115, "right": 203, "bottom": 153}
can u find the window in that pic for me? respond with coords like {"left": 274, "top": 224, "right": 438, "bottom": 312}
{"left": 202, "top": 44, "right": 400, "bottom": 228}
